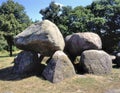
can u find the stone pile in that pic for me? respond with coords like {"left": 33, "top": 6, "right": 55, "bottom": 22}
{"left": 13, "top": 20, "right": 113, "bottom": 83}
{"left": 64, "top": 32, "right": 112, "bottom": 74}
{"left": 13, "top": 20, "right": 75, "bottom": 83}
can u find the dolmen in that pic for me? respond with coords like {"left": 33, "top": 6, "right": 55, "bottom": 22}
{"left": 13, "top": 20, "right": 113, "bottom": 83}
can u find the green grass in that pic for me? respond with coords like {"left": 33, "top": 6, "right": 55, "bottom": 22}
{"left": 0, "top": 51, "right": 120, "bottom": 93}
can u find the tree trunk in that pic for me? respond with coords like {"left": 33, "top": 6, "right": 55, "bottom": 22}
{"left": 9, "top": 44, "right": 12, "bottom": 57}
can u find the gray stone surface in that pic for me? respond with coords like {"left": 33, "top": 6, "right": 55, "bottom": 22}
{"left": 12, "top": 51, "right": 42, "bottom": 74}
{"left": 42, "top": 51, "right": 76, "bottom": 83}
{"left": 14, "top": 20, "right": 65, "bottom": 56}
{"left": 80, "top": 50, "right": 112, "bottom": 75}
{"left": 65, "top": 32, "right": 102, "bottom": 57}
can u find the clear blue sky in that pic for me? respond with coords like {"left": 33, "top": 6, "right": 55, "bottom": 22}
{"left": 0, "top": 0, "right": 93, "bottom": 21}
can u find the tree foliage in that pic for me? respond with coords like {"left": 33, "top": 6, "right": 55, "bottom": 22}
{"left": 0, "top": 0, "right": 32, "bottom": 34}
{"left": 0, "top": 32, "right": 7, "bottom": 51}
{"left": 40, "top": 0, "right": 120, "bottom": 53}
{"left": 40, "top": 1, "right": 61, "bottom": 25}
{"left": 40, "top": 2, "right": 94, "bottom": 36}
{"left": 0, "top": 0, "right": 32, "bottom": 54}
{"left": 69, "top": 6, "right": 94, "bottom": 33}
{"left": 88, "top": 0, "right": 120, "bottom": 52}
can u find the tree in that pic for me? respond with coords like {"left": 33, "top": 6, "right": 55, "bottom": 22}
{"left": 57, "top": 6, "right": 73, "bottom": 36}
{"left": 0, "top": 32, "right": 7, "bottom": 51}
{"left": 40, "top": 2, "right": 94, "bottom": 37}
{"left": 40, "top": 1, "right": 61, "bottom": 25}
{"left": 0, "top": 0, "right": 32, "bottom": 56}
{"left": 68, "top": 6, "right": 94, "bottom": 33}
{"left": 40, "top": 0, "right": 120, "bottom": 53}
{"left": 88, "top": 0, "right": 120, "bottom": 53}
{"left": 40, "top": 2, "right": 73, "bottom": 37}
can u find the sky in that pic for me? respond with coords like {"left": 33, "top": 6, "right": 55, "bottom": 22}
{"left": 0, "top": 0, "right": 93, "bottom": 21}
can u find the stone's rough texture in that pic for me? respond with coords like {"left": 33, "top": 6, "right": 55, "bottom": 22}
{"left": 80, "top": 50, "right": 112, "bottom": 75}
{"left": 14, "top": 20, "right": 65, "bottom": 56}
{"left": 12, "top": 51, "right": 42, "bottom": 74}
{"left": 42, "top": 51, "right": 76, "bottom": 83}
{"left": 65, "top": 32, "right": 102, "bottom": 57}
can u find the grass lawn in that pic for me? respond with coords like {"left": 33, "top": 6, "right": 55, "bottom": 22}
{"left": 0, "top": 51, "right": 120, "bottom": 93}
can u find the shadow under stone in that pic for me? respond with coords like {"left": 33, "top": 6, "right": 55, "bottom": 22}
{"left": 0, "top": 66, "right": 44, "bottom": 81}
{"left": 112, "top": 64, "right": 120, "bottom": 69}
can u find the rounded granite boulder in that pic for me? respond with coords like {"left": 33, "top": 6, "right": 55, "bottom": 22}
{"left": 14, "top": 20, "right": 65, "bottom": 56}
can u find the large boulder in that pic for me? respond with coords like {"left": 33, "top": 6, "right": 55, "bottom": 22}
{"left": 14, "top": 20, "right": 65, "bottom": 56}
{"left": 65, "top": 32, "right": 102, "bottom": 58}
{"left": 80, "top": 50, "right": 112, "bottom": 75}
{"left": 12, "top": 51, "right": 44, "bottom": 74}
{"left": 42, "top": 51, "right": 76, "bottom": 83}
